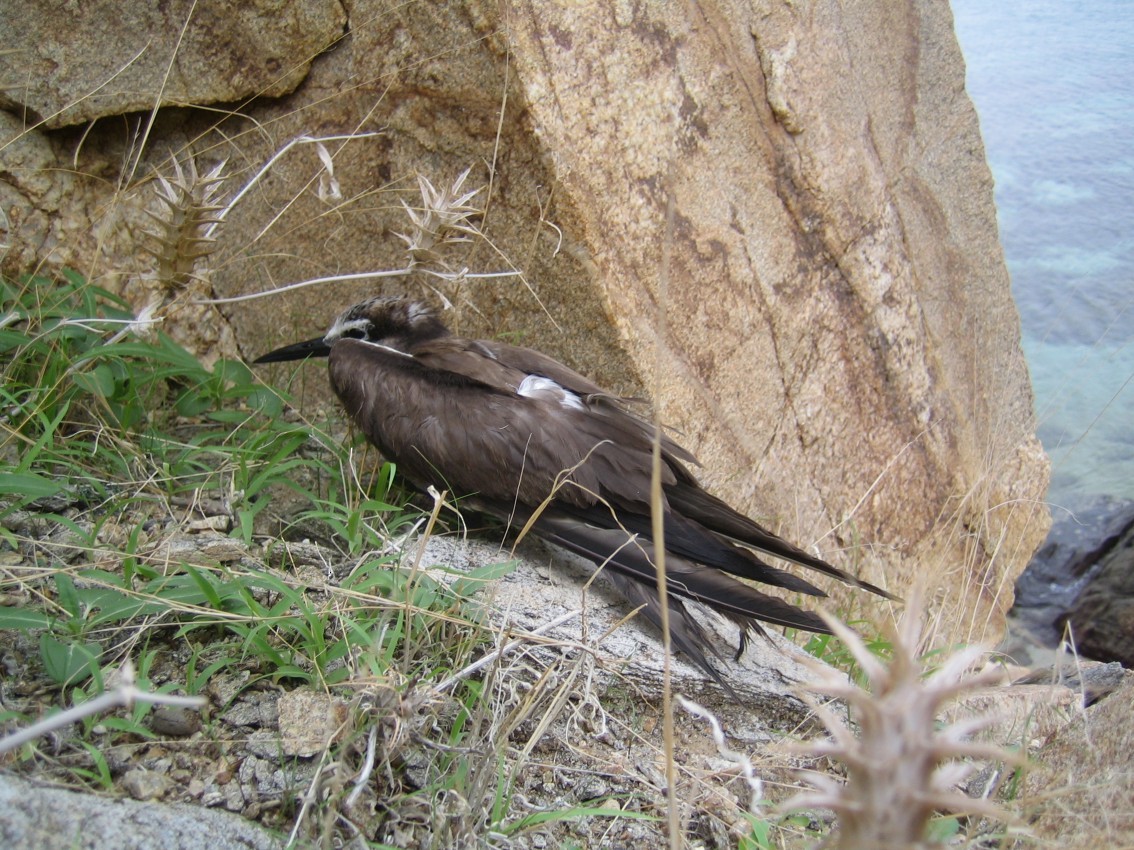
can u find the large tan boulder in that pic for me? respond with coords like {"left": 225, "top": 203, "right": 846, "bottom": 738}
{"left": 488, "top": 2, "right": 1051, "bottom": 639}
{"left": 0, "top": 0, "right": 347, "bottom": 128}
{"left": 0, "top": 0, "right": 1049, "bottom": 640}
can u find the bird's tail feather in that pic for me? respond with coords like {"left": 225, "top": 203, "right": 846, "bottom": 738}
{"left": 531, "top": 514, "right": 833, "bottom": 631}
{"left": 603, "top": 570, "right": 738, "bottom": 697}
{"left": 582, "top": 504, "right": 830, "bottom": 598}
{"left": 535, "top": 516, "right": 834, "bottom": 689}
{"left": 475, "top": 498, "right": 843, "bottom": 687}
{"left": 665, "top": 483, "right": 897, "bottom": 600}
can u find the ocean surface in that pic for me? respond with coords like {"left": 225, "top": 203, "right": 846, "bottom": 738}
{"left": 951, "top": 0, "right": 1134, "bottom": 507}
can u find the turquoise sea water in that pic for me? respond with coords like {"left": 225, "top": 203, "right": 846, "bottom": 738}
{"left": 952, "top": 0, "right": 1134, "bottom": 505}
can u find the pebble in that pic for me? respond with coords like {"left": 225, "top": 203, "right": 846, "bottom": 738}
{"left": 149, "top": 705, "right": 201, "bottom": 737}
{"left": 121, "top": 768, "right": 172, "bottom": 801}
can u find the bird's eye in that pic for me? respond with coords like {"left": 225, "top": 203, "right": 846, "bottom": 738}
{"left": 342, "top": 328, "right": 367, "bottom": 340}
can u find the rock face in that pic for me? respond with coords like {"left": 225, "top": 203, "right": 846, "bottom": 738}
{"left": 1011, "top": 495, "right": 1134, "bottom": 653}
{"left": 0, "top": 1, "right": 347, "bottom": 128}
{"left": 493, "top": 2, "right": 1050, "bottom": 638}
{"left": 0, "top": 0, "right": 1049, "bottom": 637}
{"left": 0, "top": 772, "right": 282, "bottom": 850}
{"left": 1023, "top": 670, "right": 1134, "bottom": 849}
{"left": 1062, "top": 509, "right": 1134, "bottom": 666}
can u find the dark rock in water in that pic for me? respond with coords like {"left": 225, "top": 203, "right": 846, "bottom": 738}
{"left": 1061, "top": 508, "right": 1134, "bottom": 667}
{"left": 1011, "top": 495, "right": 1134, "bottom": 650}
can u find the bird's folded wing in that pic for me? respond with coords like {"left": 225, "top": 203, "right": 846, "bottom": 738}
{"left": 414, "top": 338, "right": 700, "bottom": 468}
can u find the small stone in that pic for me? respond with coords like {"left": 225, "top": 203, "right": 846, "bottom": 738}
{"left": 214, "top": 757, "right": 236, "bottom": 785}
{"left": 188, "top": 516, "right": 233, "bottom": 533}
{"left": 149, "top": 706, "right": 201, "bottom": 737}
{"left": 401, "top": 749, "right": 430, "bottom": 789}
{"left": 208, "top": 670, "right": 251, "bottom": 706}
{"left": 245, "top": 729, "right": 284, "bottom": 759}
{"left": 221, "top": 693, "right": 276, "bottom": 729}
{"left": 221, "top": 781, "right": 245, "bottom": 811}
{"left": 238, "top": 755, "right": 264, "bottom": 787}
{"left": 121, "top": 768, "right": 172, "bottom": 801}
{"left": 278, "top": 688, "right": 349, "bottom": 757}
{"left": 574, "top": 775, "right": 609, "bottom": 801}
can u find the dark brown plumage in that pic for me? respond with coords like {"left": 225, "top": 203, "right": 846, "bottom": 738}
{"left": 255, "top": 295, "right": 894, "bottom": 689}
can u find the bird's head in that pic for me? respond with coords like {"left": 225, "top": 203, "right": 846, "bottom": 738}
{"left": 253, "top": 296, "right": 449, "bottom": 363}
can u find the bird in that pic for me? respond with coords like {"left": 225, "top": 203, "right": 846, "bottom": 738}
{"left": 254, "top": 295, "right": 895, "bottom": 689}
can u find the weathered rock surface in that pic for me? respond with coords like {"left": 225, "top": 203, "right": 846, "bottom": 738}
{"left": 0, "top": 0, "right": 347, "bottom": 128}
{"left": 419, "top": 533, "right": 825, "bottom": 731}
{"left": 1061, "top": 507, "right": 1134, "bottom": 666}
{"left": 0, "top": 1, "right": 1049, "bottom": 642}
{"left": 0, "top": 772, "right": 282, "bottom": 850}
{"left": 490, "top": 1, "right": 1050, "bottom": 640}
{"left": 1020, "top": 670, "right": 1134, "bottom": 849}
{"left": 1010, "top": 496, "right": 1134, "bottom": 648}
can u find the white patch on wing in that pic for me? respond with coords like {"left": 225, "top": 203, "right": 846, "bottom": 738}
{"left": 517, "top": 375, "right": 586, "bottom": 411}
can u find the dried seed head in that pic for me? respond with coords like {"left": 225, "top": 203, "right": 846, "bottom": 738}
{"left": 141, "top": 155, "right": 228, "bottom": 295}
{"left": 395, "top": 168, "right": 483, "bottom": 271}
{"left": 784, "top": 602, "right": 1018, "bottom": 849}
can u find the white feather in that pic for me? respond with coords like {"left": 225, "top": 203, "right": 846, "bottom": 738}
{"left": 517, "top": 375, "right": 585, "bottom": 411}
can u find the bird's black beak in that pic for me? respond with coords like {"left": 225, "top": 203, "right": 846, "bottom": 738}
{"left": 253, "top": 336, "right": 333, "bottom": 364}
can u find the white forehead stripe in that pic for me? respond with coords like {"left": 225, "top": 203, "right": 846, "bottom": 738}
{"left": 325, "top": 315, "right": 370, "bottom": 342}
{"left": 517, "top": 375, "right": 586, "bottom": 411}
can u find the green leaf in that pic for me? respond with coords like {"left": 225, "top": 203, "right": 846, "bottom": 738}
{"left": 76, "top": 741, "right": 115, "bottom": 791}
{"left": 504, "top": 807, "right": 655, "bottom": 835}
{"left": 71, "top": 363, "right": 117, "bottom": 398}
{"left": 14, "top": 403, "right": 69, "bottom": 472}
{"left": 203, "top": 409, "right": 255, "bottom": 423}
{"left": 172, "top": 395, "right": 205, "bottom": 418}
{"left": 99, "top": 716, "right": 157, "bottom": 738}
{"left": 148, "top": 569, "right": 252, "bottom": 613}
{"left": 39, "top": 633, "right": 101, "bottom": 686}
{"left": 451, "top": 560, "right": 519, "bottom": 599}
{"left": 0, "top": 472, "right": 63, "bottom": 499}
{"left": 245, "top": 387, "right": 284, "bottom": 416}
{"left": 212, "top": 358, "right": 254, "bottom": 386}
{"left": 52, "top": 573, "right": 83, "bottom": 620}
{"left": 738, "top": 812, "right": 778, "bottom": 850}
{"left": 927, "top": 815, "right": 962, "bottom": 842}
{"left": 82, "top": 587, "right": 161, "bottom": 626}
{"left": 184, "top": 565, "right": 226, "bottom": 610}
{"left": 186, "top": 655, "right": 234, "bottom": 694}
{"left": 0, "top": 607, "right": 52, "bottom": 630}
{"left": 0, "top": 328, "right": 33, "bottom": 352}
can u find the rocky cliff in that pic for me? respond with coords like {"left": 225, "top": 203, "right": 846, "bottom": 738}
{"left": 0, "top": 0, "right": 1049, "bottom": 639}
